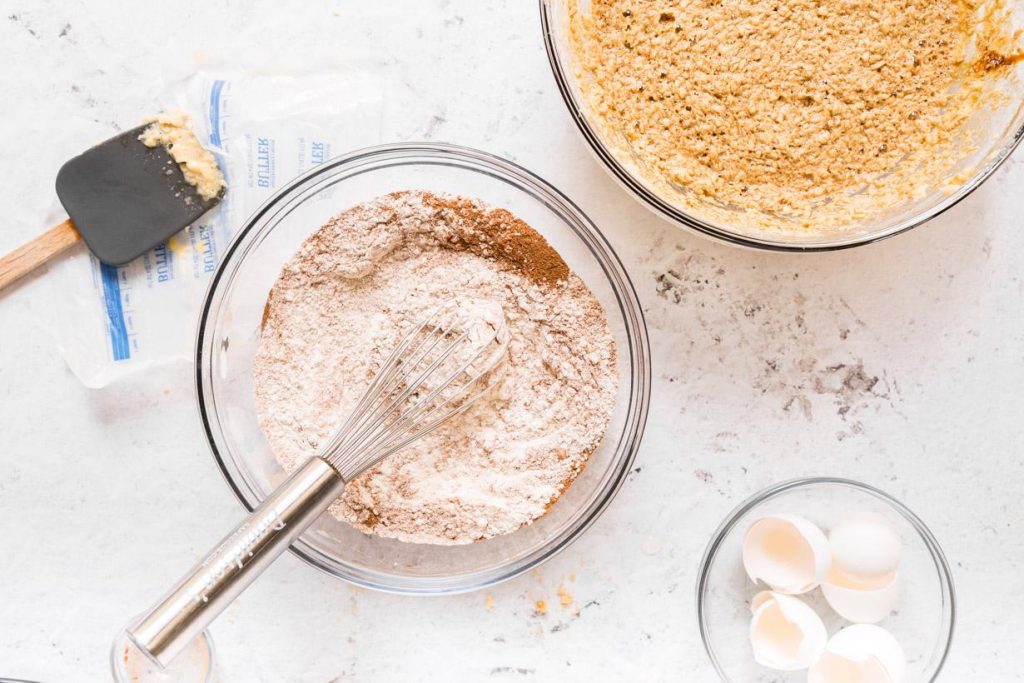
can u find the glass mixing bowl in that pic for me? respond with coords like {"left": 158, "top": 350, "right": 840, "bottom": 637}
{"left": 195, "top": 142, "right": 650, "bottom": 594}
{"left": 697, "top": 478, "right": 955, "bottom": 682}
{"left": 540, "top": 0, "right": 1024, "bottom": 251}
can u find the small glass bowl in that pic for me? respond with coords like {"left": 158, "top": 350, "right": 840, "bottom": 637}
{"left": 540, "top": 0, "right": 1024, "bottom": 250}
{"left": 195, "top": 142, "right": 651, "bottom": 594}
{"left": 111, "top": 626, "right": 215, "bottom": 683}
{"left": 697, "top": 478, "right": 955, "bottom": 682}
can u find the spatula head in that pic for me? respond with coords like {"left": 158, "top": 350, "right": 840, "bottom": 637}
{"left": 54, "top": 124, "right": 223, "bottom": 265}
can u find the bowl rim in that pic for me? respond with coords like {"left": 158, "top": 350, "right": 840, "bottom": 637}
{"left": 538, "top": 0, "right": 1024, "bottom": 252}
{"left": 193, "top": 141, "right": 652, "bottom": 594}
{"left": 694, "top": 476, "right": 957, "bottom": 681}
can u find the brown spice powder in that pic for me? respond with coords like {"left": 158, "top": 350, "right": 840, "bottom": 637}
{"left": 419, "top": 193, "right": 570, "bottom": 286}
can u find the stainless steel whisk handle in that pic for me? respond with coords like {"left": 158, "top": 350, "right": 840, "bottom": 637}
{"left": 127, "top": 457, "right": 345, "bottom": 667}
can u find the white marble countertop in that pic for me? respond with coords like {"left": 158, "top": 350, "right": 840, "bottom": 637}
{"left": 1, "top": 1, "right": 1022, "bottom": 681}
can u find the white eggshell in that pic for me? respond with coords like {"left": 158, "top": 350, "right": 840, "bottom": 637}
{"left": 808, "top": 624, "right": 906, "bottom": 683}
{"left": 829, "top": 514, "right": 902, "bottom": 582}
{"left": 822, "top": 569, "right": 899, "bottom": 623}
{"left": 749, "top": 591, "right": 828, "bottom": 671}
{"left": 743, "top": 514, "right": 832, "bottom": 594}
{"left": 809, "top": 652, "right": 892, "bottom": 683}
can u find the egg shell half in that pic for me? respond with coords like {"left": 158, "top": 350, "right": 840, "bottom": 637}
{"left": 743, "top": 513, "right": 832, "bottom": 594}
{"left": 829, "top": 513, "right": 902, "bottom": 582}
{"left": 822, "top": 568, "right": 899, "bottom": 624}
{"left": 749, "top": 591, "right": 828, "bottom": 671}
{"left": 808, "top": 624, "right": 906, "bottom": 683}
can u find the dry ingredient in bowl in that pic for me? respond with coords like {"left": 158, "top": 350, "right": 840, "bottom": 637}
{"left": 253, "top": 191, "right": 618, "bottom": 545}
{"left": 570, "top": 0, "right": 1022, "bottom": 230}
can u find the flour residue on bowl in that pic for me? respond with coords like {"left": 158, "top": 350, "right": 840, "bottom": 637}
{"left": 569, "top": 0, "right": 1022, "bottom": 232}
{"left": 252, "top": 191, "right": 618, "bottom": 545}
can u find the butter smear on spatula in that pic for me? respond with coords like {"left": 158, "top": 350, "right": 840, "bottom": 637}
{"left": 139, "top": 111, "right": 225, "bottom": 201}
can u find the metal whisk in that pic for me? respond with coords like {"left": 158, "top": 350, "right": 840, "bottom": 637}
{"left": 128, "top": 301, "right": 508, "bottom": 667}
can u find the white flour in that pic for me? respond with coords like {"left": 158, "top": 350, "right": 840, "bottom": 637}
{"left": 253, "top": 191, "right": 618, "bottom": 545}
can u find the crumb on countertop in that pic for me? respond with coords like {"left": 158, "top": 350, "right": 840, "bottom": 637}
{"left": 557, "top": 583, "right": 574, "bottom": 608}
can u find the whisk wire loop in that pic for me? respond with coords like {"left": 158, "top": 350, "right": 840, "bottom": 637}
{"left": 322, "top": 303, "right": 507, "bottom": 481}
{"left": 330, "top": 327, "right": 469, "bottom": 464}
{"left": 329, "top": 322, "right": 465, "bottom": 458}
{"left": 340, "top": 328, "right": 487, "bottom": 462}
{"left": 319, "top": 305, "right": 457, "bottom": 457}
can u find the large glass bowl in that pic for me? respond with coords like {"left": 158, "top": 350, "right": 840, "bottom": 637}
{"left": 697, "top": 478, "right": 955, "bottom": 682}
{"left": 540, "top": 0, "right": 1024, "bottom": 251}
{"left": 194, "top": 143, "right": 650, "bottom": 594}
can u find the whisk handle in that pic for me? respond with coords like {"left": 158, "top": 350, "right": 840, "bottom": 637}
{"left": 126, "top": 457, "right": 345, "bottom": 667}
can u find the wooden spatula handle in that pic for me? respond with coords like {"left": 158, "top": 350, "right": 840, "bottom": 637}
{"left": 0, "top": 218, "right": 82, "bottom": 292}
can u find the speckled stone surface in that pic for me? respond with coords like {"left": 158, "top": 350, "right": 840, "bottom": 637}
{"left": 1, "top": 2, "right": 1022, "bottom": 681}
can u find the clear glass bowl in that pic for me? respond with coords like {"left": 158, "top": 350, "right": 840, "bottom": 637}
{"left": 697, "top": 478, "right": 955, "bottom": 681}
{"left": 112, "top": 625, "right": 214, "bottom": 683}
{"left": 194, "top": 142, "right": 651, "bottom": 594}
{"left": 540, "top": 0, "right": 1024, "bottom": 251}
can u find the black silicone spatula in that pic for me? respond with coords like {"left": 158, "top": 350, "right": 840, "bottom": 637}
{"left": 0, "top": 123, "right": 223, "bottom": 291}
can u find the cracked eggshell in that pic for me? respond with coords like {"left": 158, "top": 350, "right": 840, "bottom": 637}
{"left": 749, "top": 591, "right": 828, "bottom": 671}
{"left": 742, "top": 514, "right": 831, "bottom": 594}
{"left": 829, "top": 513, "right": 902, "bottom": 582}
{"left": 808, "top": 624, "right": 906, "bottom": 683}
{"left": 822, "top": 568, "right": 900, "bottom": 624}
